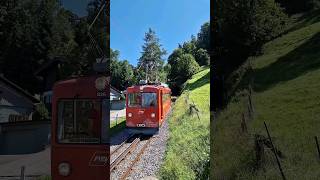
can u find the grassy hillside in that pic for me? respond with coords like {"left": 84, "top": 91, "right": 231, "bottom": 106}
{"left": 212, "top": 12, "right": 320, "bottom": 179}
{"left": 159, "top": 68, "right": 210, "bottom": 180}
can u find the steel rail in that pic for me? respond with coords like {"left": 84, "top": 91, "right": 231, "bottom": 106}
{"left": 110, "top": 136, "right": 140, "bottom": 171}
{"left": 120, "top": 137, "right": 152, "bottom": 180}
{"left": 110, "top": 134, "right": 135, "bottom": 156}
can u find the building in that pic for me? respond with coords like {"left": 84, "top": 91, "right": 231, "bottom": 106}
{"left": 110, "top": 86, "right": 125, "bottom": 110}
{"left": 0, "top": 75, "right": 39, "bottom": 123}
{"left": 0, "top": 75, "right": 50, "bottom": 155}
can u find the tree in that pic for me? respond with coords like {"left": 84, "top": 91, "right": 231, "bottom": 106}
{"left": 176, "top": 54, "right": 200, "bottom": 82}
{"left": 110, "top": 48, "right": 134, "bottom": 90}
{"left": 275, "top": 0, "right": 320, "bottom": 14}
{"left": 180, "top": 38, "right": 210, "bottom": 66}
{"left": 167, "top": 48, "right": 184, "bottom": 82}
{"left": 138, "top": 28, "right": 167, "bottom": 81}
{"left": 197, "top": 22, "right": 210, "bottom": 52}
{"left": 0, "top": 0, "right": 100, "bottom": 93}
{"left": 217, "top": 0, "right": 288, "bottom": 74}
{"left": 195, "top": 48, "right": 210, "bottom": 66}
{"left": 167, "top": 50, "right": 200, "bottom": 94}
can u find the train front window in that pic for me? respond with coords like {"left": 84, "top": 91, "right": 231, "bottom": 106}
{"left": 128, "top": 92, "right": 157, "bottom": 107}
{"left": 128, "top": 93, "right": 141, "bottom": 107}
{"left": 57, "top": 100, "right": 101, "bottom": 144}
{"left": 142, "top": 93, "right": 157, "bottom": 107}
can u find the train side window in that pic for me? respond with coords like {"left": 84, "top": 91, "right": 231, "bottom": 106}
{"left": 162, "top": 93, "right": 170, "bottom": 104}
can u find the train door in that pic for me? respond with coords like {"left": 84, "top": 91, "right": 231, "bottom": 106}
{"left": 52, "top": 98, "right": 109, "bottom": 180}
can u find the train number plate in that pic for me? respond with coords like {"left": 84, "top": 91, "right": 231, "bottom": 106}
{"left": 137, "top": 123, "right": 145, "bottom": 127}
{"left": 97, "top": 91, "right": 106, "bottom": 97}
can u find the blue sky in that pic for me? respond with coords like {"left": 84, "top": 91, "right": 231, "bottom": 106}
{"left": 111, "top": 0, "right": 210, "bottom": 66}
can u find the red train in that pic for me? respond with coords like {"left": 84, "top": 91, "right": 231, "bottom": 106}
{"left": 126, "top": 81, "right": 171, "bottom": 134}
{"left": 51, "top": 75, "right": 110, "bottom": 180}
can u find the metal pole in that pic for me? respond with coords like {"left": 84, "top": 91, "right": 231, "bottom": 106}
{"left": 264, "top": 122, "right": 286, "bottom": 180}
{"left": 116, "top": 113, "right": 118, "bottom": 125}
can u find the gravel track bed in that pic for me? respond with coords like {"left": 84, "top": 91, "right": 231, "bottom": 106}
{"left": 111, "top": 138, "right": 148, "bottom": 179}
{"left": 110, "top": 112, "right": 170, "bottom": 180}
{"left": 126, "top": 120, "right": 169, "bottom": 180}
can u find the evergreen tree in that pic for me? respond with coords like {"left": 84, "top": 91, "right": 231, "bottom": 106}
{"left": 138, "top": 28, "right": 167, "bottom": 82}
{"left": 197, "top": 22, "right": 210, "bottom": 52}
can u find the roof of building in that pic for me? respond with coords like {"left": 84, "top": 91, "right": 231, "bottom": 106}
{"left": 110, "top": 85, "right": 122, "bottom": 95}
{"left": 0, "top": 75, "right": 40, "bottom": 103}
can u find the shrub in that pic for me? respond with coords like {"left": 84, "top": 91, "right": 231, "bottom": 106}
{"left": 33, "top": 102, "right": 49, "bottom": 121}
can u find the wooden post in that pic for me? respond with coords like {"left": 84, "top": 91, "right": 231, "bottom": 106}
{"left": 264, "top": 122, "right": 286, "bottom": 180}
{"left": 315, "top": 136, "right": 320, "bottom": 160}
{"left": 241, "top": 113, "right": 247, "bottom": 133}
{"left": 193, "top": 102, "right": 200, "bottom": 121}
{"left": 255, "top": 135, "right": 265, "bottom": 169}
{"left": 248, "top": 104, "right": 252, "bottom": 120}
{"left": 248, "top": 85, "right": 254, "bottom": 119}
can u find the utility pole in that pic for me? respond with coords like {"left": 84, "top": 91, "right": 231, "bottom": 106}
{"left": 145, "top": 64, "right": 148, "bottom": 81}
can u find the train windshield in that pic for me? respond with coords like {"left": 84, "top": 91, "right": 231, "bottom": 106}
{"left": 128, "top": 92, "right": 157, "bottom": 107}
{"left": 57, "top": 99, "right": 106, "bottom": 144}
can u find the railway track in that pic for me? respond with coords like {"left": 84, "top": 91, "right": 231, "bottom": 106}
{"left": 110, "top": 134, "right": 153, "bottom": 180}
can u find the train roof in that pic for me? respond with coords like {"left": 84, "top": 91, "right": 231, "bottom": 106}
{"left": 54, "top": 75, "right": 109, "bottom": 87}
{"left": 53, "top": 75, "right": 110, "bottom": 98}
{"left": 126, "top": 84, "right": 171, "bottom": 93}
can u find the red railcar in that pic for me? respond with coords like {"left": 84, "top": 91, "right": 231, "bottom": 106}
{"left": 51, "top": 75, "right": 109, "bottom": 180}
{"left": 126, "top": 82, "right": 171, "bottom": 134}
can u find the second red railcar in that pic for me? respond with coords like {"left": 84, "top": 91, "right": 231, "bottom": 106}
{"left": 126, "top": 82, "right": 171, "bottom": 134}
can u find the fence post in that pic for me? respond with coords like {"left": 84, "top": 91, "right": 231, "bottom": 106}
{"left": 254, "top": 135, "right": 265, "bottom": 169}
{"left": 20, "top": 166, "right": 25, "bottom": 180}
{"left": 248, "top": 85, "right": 254, "bottom": 119}
{"left": 315, "top": 136, "right": 320, "bottom": 160}
{"left": 264, "top": 122, "right": 286, "bottom": 180}
{"left": 116, "top": 113, "right": 118, "bottom": 125}
{"left": 241, "top": 113, "right": 247, "bottom": 133}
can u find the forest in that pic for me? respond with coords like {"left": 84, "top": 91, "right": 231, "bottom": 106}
{"left": 0, "top": 0, "right": 106, "bottom": 94}
{"left": 0, "top": 0, "right": 210, "bottom": 97}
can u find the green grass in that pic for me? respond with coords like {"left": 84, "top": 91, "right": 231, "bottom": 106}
{"left": 212, "top": 13, "right": 320, "bottom": 179}
{"left": 110, "top": 117, "right": 126, "bottom": 136}
{"left": 159, "top": 67, "right": 210, "bottom": 180}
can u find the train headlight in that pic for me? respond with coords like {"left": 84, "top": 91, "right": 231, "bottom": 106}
{"left": 58, "top": 162, "right": 71, "bottom": 176}
{"left": 95, "top": 77, "right": 107, "bottom": 91}
{"left": 128, "top": 113, "right": 132, "bottom": 117}
{"left": 151, "top": 113, "right": 155, "bottom": 118}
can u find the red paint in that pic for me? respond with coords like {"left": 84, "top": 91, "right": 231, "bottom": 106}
{"left": 126, "top": 84, "right": 171, "bottom": 131}
{"left": 51, "top": 75, "right": 109, "bottom": 180}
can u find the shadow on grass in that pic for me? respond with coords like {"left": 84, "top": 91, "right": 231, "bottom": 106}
{"left": 110, "top": 120, "right": 126, "bottom": 137}
{"left": 185, "top": 71, "right": 210, "bottom": 91}
{"left": 245, "top": 32, "right": 320, "bottom": 92}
